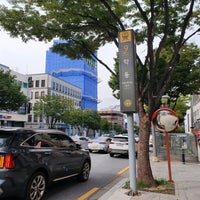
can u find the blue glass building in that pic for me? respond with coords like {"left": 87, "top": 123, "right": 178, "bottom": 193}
{"left": 45, "top": 40, "right": 98, "bottom": 110}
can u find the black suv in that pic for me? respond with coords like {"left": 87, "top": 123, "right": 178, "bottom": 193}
{"left": 0, "top": 128, "right": 91, "bottom": 200}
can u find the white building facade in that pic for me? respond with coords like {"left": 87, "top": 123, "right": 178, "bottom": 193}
{"left": 0, "top": 64, "right": 81, "bottom": 128}
{"left": 26, "top": 73, "right": 81, "bottom": 128}
{"left": 184, "top": 95, "right": 200, "bottom": 137}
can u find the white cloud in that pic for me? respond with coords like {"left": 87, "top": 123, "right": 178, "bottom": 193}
{"left": 0, "top": 31, "right": 51, "bottom": 74}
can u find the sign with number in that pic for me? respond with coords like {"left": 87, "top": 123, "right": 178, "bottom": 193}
{"left": 119, "top": 30, "right": 137, "bottom": 113}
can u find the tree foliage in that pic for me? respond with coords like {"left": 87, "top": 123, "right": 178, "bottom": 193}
{"left": 100, "top": 118, "right": 112, "bottom": 133}
{"left": 33, "top": 95, "right": 74, "bottom": 129}
{"left": 0, "top": 69, "right": 27, "bottom": 111}
{"left": 170, "top": 95, "right": 191, "bottom": 125}
{"left": 68, "top": 109, "right": 101, "bottom": 135}
{"left": 0, "top": 0, "right": 199, "bottom": 187}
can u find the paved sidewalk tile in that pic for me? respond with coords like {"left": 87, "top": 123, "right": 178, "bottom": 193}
{"left": 102, "top": 160, "right": 200, "bottom": 200}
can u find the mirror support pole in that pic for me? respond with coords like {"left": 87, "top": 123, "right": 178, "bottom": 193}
{"left": 165, "top": 131, "right": 173, "bottom": 182}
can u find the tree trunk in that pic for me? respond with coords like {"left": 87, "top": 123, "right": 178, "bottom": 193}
{"left": 137, "top": 100, "right": 156, "bottom": 187}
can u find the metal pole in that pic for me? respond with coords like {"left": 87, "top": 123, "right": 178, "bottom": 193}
{"left": 165, "top": 131, "right": 172, "bottom": 182}
{"left": 127, "top": 113, "right": 137, "bottom": 194}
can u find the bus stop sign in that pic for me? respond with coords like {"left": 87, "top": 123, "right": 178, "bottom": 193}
{"left": 119, "top": 30, "right": 137, "bottom": 113}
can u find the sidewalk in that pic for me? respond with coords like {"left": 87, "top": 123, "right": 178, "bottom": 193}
{"left": 99, "top": 160, "right": 200, "bottom": 200}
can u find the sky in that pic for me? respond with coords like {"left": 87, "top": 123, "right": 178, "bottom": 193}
{"left": 0, "top": 30, "right": 120, "bottom": 110}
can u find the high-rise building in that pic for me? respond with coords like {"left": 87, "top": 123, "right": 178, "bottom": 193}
{"left": 45, "top": 40, "right": 98, "bottom": 110}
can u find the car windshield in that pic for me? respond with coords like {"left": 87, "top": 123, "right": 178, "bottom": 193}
{"left": 113, "top": 137, "right": 128, "bottom": 142}
{"left": 92, "top": 137, "right": 106, "bottom": 142}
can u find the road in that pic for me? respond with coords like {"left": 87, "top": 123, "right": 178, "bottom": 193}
{"left": 44, "top": 152, "right": 129, "bottom": 200}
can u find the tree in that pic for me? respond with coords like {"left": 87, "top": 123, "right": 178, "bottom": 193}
{"left": 33, "top": 95, "right": 74, "bottom": 129}
{"left": 100, "top": 118, "right": 111, "bottom": 134}
{"left": 0, "top": 69, "right": 27, "bottom": 111}
{"left": 0, "top": 0, "right": 199, "bottom": 187}
{"left": 170, "top": 95, "right": 191, "bottom": 125}
{"left": 68, "top": 109, "right": 101, "bottom": 136}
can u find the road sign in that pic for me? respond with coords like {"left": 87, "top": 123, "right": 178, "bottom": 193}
{"left": 119, "top": 30, "right": 137, "bottom": 113}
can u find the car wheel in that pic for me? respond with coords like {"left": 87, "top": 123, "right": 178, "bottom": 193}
{"left": 78, "top": 161, "right": 90, "bottom": 182}
{"left": 25, "top": 172, "right": 47, "bottom": 200}
{"left": 110, "top": 153, "right": 114, "bottom": 157}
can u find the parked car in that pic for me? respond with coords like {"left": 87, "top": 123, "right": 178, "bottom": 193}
{"left": 0, "top": 128, "right": 91, "bottom": 200}
{"left": 88, "top": 136, "right": 111, "bottom": 153}
{"left": 109, "top": 135, "right": 138, "bottom": 158}
{"left": 70, "top": 135, "right": 89, "bottom": 150}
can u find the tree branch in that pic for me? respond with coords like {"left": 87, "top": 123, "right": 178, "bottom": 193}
{"left": 183, "top": 28, "right": 200, "bottom": 45}
{"left": 175, "top": 0, "right": 195, "bottom": 51}
{"left": 74, "top": 39, "right": 117, "bottom": 76}
{"left": 133, "top": 0, "right": 150, "bottom": 26}
{"left": 99, "top": 0, "right": 125, "bottom": 30}
{"left": 155, "top": 0, "right": 169, "bottom": 62}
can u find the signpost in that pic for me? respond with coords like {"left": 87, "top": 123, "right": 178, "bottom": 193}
{"left": 119, "top": 29, "right": 137, "bottom": 194}
{"left": 119, "top": 30, "right": 137, "bottom": 113}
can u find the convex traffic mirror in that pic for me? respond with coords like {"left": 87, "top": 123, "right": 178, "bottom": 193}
{"left": 152, "top": 108, "right": 179, "bottom": 133}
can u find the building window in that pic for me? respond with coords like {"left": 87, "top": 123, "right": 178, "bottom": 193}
{"left": 41, "top": 91, "right": 45, "bottom": 96}
{"left": 34, "top": 115, "right": 38, "bottom": 122}
{"left": 35, "top": 91, "right": 39, "bottom": 99}
{"left": 28, "top": 115, "right": 32, "bottom": 122}
{"left": 30, "top": 92, "right": 33, "bottom": 99}
{"left": 53, "top": 82, "right": 56, "bottom": 90}
{"left": 35, "top": 80, "right": 40, "bottom": 87}
{"left": 23, "top": 82, "right": 28, "bottom": 88}
{"left": 41, "top": 80, "right": 45, "bottom": 87}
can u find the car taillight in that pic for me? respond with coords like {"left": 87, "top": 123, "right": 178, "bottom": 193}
{"left": 0, "top": 155, "right": 5, "bottom": 168}
{"left": 0, "top": 154, "right": 17, "bottom": 169}
{"left": 99, "top": 142, "right": 106, "bottom": 144}
{"left": 110, "top": 141, "right": 114, "bottom": 144}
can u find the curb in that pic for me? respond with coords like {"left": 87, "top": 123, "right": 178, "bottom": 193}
{"left": 98, "top": 178, "right": 128, "bottom": 200}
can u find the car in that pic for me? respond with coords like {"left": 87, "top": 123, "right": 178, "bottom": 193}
{"left": 0, "top": 128, "right": 91, "bottom": 200}
{"left": 88, "top": 136, "right": 111, "bottom": 153}
{"left": 70, "top": 135, "right": 89, "bottom": 150}
{"left": 109, "top": 135, "right": 138, "bottom": 158}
